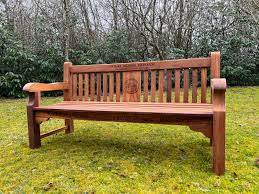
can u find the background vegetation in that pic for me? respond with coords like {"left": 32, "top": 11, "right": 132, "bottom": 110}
{"left": 0, "top": 0, "right": 259, "bottom": 97}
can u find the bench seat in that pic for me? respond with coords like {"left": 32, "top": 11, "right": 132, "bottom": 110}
{"left": 34, "top": 102, "right": 213, "bottom": 126}
{"left": 35, "top": 101, "right": 213, "bottom": 115}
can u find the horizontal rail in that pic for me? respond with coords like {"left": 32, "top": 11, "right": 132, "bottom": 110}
{"left": 35, "top": 111, "right": 212, "bottom": 126}
{"left": 40, "top": 126, "right": 67, "bottom": 139}
{"left": 70, "top": 58, "right": 211, "bottom": 73}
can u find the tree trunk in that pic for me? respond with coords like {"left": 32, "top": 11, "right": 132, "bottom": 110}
{"left": 63, "top": 0, "right": 70, "bottom": 61}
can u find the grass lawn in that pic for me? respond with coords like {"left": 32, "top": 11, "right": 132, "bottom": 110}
{"left": 0, "top": 87, "right": 258, "bottom": 193}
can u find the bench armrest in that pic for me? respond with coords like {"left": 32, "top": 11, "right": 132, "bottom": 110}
{"left": 211, "top": 78, "right": 226, "bottom": 111}
{"left": 23, "top": 82, "right": 69, "bottom": 93}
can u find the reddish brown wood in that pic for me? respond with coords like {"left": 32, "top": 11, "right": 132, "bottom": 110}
{"left": 27, "top": 92, "right": 41, "bottom": 148}
{"left": 84, "top": 74, "right": 89, "bottom": 101}
{"left": 211, "top": 78, "right": 226, "bottom": 175}
{"left": 201, "top": 68, "right": 207, "bottom": 103}
{"left": 70, "top": 58, "right": 211, "bottom": 73}
{"left": 123, "top": 71, "right": 141, "bottom": 102}
{"left": 40, "top": 127, "right": 67, "bottom": 139}
{"left": 143, "top": 71, "right": 149, "bottom": 102}
{"left": 109, "top": 73, "right": 114, "bottom": 102}
{"left": 23, "top": 52, "right": 226, "bottom": 176}
{"left": 183, "top": 69, "right": 189, "bottom": 103}
{"left": 167, "top": 69, "right": 172, "bottom": 102}
{"left": 63, "top": 62, "right": 72, "bottom": 100}
{"left": 116, "top": 72, "right": 121, "bottom": 102}
{"left": 97, "top": 73, "right": 101, "bottom": 101}
{"left": 158, "top": 70, "right": 164, "bottom": 102}
{"left": 192, "top": 69, "right": 198, "bottom": 103}
{"left": 23, "top": 82, "right": 68, "bottom": 92}
{"left": 210, "top": 52, "right": 220, "bottom": 79}
{"left": 151, "top": 70, "right": 156, "bottom": 102}
{"left": 72, "top": 74, "right": 78, "bottom": 101}
{"left": 174, "top": 69, "right": 180, "bottom": 103}
{"left": 69, "top": 73, "right": 73, "bottom": 100}
{"left": 103, "top": 73, "right": 107, "bottom": 102}
{"left": 90, "top": 73, "right": 95, "bottom": 101}
{"left": 78, "top": 74, "right": 83, "bottom": 101}
{"left": 63, "top": 62, "right": 74, "bottom": 133}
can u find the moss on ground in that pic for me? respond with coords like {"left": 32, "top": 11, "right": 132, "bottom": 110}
{"left": 0, "top": 87, "right": 258, "bottom": 193}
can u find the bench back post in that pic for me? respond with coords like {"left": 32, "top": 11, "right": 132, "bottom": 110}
{"left": 64, "top": 62, "right": 73, "bottom": 101}
{"left": 210, "top": 52, "right": 221, "bottom": 79}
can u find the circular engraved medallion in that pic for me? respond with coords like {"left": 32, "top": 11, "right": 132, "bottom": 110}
{"left": 125, "top": 78, "right": 139, "bottom": 94}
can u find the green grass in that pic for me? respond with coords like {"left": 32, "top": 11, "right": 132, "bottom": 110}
{"left": 0, "top": 87, "right": 258, "bottom": 193}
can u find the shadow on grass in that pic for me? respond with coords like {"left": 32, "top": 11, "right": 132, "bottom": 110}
{"left": 34, "top": 127, "right": 212, "bottom": 174}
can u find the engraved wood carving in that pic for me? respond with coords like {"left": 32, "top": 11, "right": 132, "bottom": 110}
{"left": 123, "top": 71, "right": 141, "bottom": 102}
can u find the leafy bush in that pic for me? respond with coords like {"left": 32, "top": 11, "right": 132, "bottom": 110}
{"left": 0, "top": 27, "right": 63, "bottom": 97}
{"left": 0, "top": 26, "right": 258, "bottom": 98}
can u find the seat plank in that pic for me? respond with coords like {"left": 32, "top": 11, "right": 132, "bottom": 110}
{"left": 35, "top": 102, "right": 213, "bottom": 116}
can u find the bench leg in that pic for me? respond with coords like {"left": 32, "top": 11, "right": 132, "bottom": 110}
{"left": 27, "top": 106, "right": 41, "bottom": 149}
{"left": 65, "top": 119, "right": 74, "bottom": 133}
{"left": 212, "top": 111, "right": 225, "bottom": 175}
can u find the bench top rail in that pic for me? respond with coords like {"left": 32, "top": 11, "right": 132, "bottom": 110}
{"left": 70, "top": 57, "right": 211, "bottom": 73}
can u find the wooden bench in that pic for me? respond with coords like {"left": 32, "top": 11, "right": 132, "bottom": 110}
{"left": 23, "top": 52, "right": 226, "bottom": 175}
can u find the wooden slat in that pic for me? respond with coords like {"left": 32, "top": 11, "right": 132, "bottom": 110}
{"left": 69, "top": 73, "right": 73, "bottom": 100}
{"left": 116, "top": 72, "right": 121, "bottom": 102}
{"left": 97, "top": 73, "right": 101, "bottom": 101}
{"left": 174, "top": 69, "right": 180, "bottom": 103}
{"left": 192, "top": 69, "right": 198, "bottom": 103}
{"left": 40, "top": 127, "right": 66, "bottom": 139}
{"left": 84, "top": 74, "right": 89, "bottom": 101}
{"left": 151, "top": 70, "right": 156, "bottom": 102}
{"left": 70, "top": 58, "right": 211, "bottom": 73}
{"left": 78, "top": 74, "right": 83, "bottom": 101}
{"left": 158, "top": 70, "right": 164, "bottom": 102}
{"left": 109, "top": 73, "right": 114, "bottom": 102}
{"left": 183, "top": 69, "right": 189, "bottom": 103}
{"left": 122, "top": 71, "right": 141, "bottom": 102}
{"left": 90, "top": 73, "right": 95, "bottom": 101}
{"left": 167, "top": 69, "right": 172, "bottom": 102}
{"left": 143, "top": 71, "right": 149, "bottom": 102}
{"left": 72, "top": 74, "right": 78, "bottom": 101}
{"left": 201, "top": 68, "right": 207, "bottom": 103}
{"left": 103, "top": 73, "right": 107, "bottom": 102}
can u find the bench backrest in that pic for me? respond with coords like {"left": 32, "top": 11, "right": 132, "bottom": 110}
{"left": 64, "top": 52, "right": 220, "bottom": 104}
